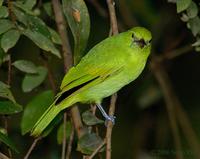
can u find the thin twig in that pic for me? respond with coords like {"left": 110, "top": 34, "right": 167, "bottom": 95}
{"left": 150, "top": 59, "right": 183, "bottom": 159}
{"left": 88, "top": 140, "right": 106, "bottom": 159}
{"left": 5, "top": 55, "right": 12, "bottom": 159}
{"left": 24, "top": 137, "right": 41, "bottom": 159}
{"left": 51, "top": 0, "right": 72, "bottom": 71}
{"left": 62, "top": 113, "right": 67, "bottom": 159}
{"left": 51, "top": 0, "right": 71, "bottom": 157}
{"left": 7, "top": 0, "right": 16, "bottom": 23}
{"left": 105, "top": 1, "right": 118, "bottom": 159}
{"left": 106, "top": 0, "right": 118, "bottom": 35}
{"left": 157, "top": 45, "right": 193, "bottom": 61}
{"left": 175, "top": 103, "right": 200, "bottom": 159}
{"left": 7, "top": 55, "right": 11, "bottom": 86}
{"left": 0, "top": 152, "right": 10, "bottom": 159}
{"left": 90, "top": 105, "right": 99, "bottom": 135}
{"left": 151, "top": 57, "right": 200, "bottom": 158}
{"left": 106, "top": 93, "right": 117, "bottom": 159}
{"left": 65, "top": 124, "right": 75, "bottom": 159}
{"left": 51, "top": 1, "right": 84, "bottom": 138}
{"left": 51, "top": 1, "right": 85, "bottom": 158}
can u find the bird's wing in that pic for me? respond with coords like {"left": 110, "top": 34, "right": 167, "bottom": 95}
{"left": 59, "top": 63, "right": 123, "bottom": 95}
{"left": 60, "top": 37, "right": 126, "bottom": 93}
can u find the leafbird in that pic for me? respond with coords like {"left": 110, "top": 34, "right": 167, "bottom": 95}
{"left": 31, "top": 27, "right": 152, "bottom": 136}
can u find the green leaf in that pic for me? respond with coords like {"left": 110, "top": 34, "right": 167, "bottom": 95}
{"left": 12, "top": 6, "right": 28, "bottom": 25}
{"left": 62, "top": 0, "right": 90, "bottom": 63}
{"left": 22, "top": 66, "right": 48, "bottom": 92}
{"left": 13, "top": 1, "right": 34, "bottom": 15}
{"left": 43, "top": 2, "right": 53, "bottom": 17}
{"left": 11, "top": 6, "right": 50, "bottom": 38}
{"left": 48, "top": 27, "right": 62, "bottom": 45}
{"left": 188, "top": 16, "right": 200, "bottom": 36}
{"left": 1, "top": 29, "right": 20, "bottom": 52}
{"left": 0, "top": 0, "right": 3, "bottom": 6}
{"left": 24, "top": 0, "right": 37, "bottom": 10}
{"left": 192, "top": 39, "right": 200, "bottom": 47}
{"left": 0, "top": 81, "right": 16, "bottom": 103}
{"left": 57, "top": 122, "right": 72, "bottom": 144}
{"left": 77, "top": 133, "right": 104, "bottom": 154}
{"left": 180, "top": 13, "right": 189, "bottom": 22}
{"left": 176, "top": 0, "right": 191, "bottom": 13}
{"left": 0, "top": 48, "right": 4, "bottom": 66}
{"left": 21, "top": 90, "right": 54, "bottom": 135}
{"left": 192, "top": 39, "right": 200, "bottom": 52}
{"left": 0, "top": 131, "right": 18, "bottom": 152}
{"left": 0, "top": 101, "right": 22, "bottom": 115}
{"left": 82, "top": 110, "right": 104, "bottom": 126}
{"left": 13, "top": 4, "right": 55, "bottom": 42}
{"left": 195, "top": 46, "right": 200, "bottom": 52}
{"left": 23, "top": 29, "right": 61, "bottom": 58}
{"left": 186, "top": 1, "right": 198, "bottom": 19}
{"left": 0, "top": 6, "right": 8, "bottom": 18}
{"left": 0, "top": 19, "right": 14, "bottom": 35}
{"left": 12, "top": 60, "right": 38, "bottom": 74}
{"left": 0, "top": 48, "right": 7, "bottom": 66}
{"left": 27, "top": 15, "right": 51, "bottom": 39}
{"left": 13, "top": 5, "right": 52, "bottom": 39}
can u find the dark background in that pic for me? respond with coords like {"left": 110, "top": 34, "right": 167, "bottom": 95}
{"left": 1, "top": 0, "right": 200, "bottom": 158}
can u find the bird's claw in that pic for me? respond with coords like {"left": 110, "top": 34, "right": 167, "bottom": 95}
{"left": 105, "top": 115, "right": 116, "bottom": 126}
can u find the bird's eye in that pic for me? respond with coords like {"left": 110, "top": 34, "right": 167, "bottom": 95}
{"left": 132, "top": 33, "right": 138, "bottom": 41}
{"left": 149, "top": 39, "right": 152, "bottom": 43}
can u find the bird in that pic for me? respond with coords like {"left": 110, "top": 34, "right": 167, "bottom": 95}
{"left": 31, "top": 27, "right": 152, "bottom": 136}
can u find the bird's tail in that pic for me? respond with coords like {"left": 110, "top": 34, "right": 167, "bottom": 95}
{"left": 31, "top": 96, "right": 77, "bottom": 137}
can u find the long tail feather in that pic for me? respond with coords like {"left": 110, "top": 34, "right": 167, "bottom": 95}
{"left": 31, "top": 96, "right": 76, "bottom": 136}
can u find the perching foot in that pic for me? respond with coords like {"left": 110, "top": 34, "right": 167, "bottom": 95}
{"left": 104, "top": 115, "right": 116, "bottom": 126}
{"left": 96, "top": 104, "right": 116, "bottom": 126}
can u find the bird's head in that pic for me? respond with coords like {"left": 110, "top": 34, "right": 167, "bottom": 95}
{"left": 128, "top": 27, "right": 152, "bottom": 57}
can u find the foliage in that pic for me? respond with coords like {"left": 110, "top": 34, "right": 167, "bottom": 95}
{"left": 0, "top": 0, "right": 200, "bottom": 159}
{"left": 62, "top": 0, "right": 90, "bottom": 63}
{"left": 170, "top": 0, "right": 200, "bottom": 51}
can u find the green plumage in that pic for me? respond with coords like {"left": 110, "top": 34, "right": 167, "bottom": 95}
{"left": 31, "top": 27, "right": 152, "bottom": 136}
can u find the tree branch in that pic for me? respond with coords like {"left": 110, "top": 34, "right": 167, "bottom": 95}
{"left": 106, "top": 0, "right": 118, "bottom": 35}
{"left": 175, "top": 102, "right": 200, "bottom": 159}
{"left": 157, "top": 45, "right": 193, "bottom": 61}
{"left": 24, "top": 137, "right": 41, "bottom": 159}
{"left": 61, "top": 113, "right": 67, "bottom": 159}
{"left": 150, "top": 58, "right": 183, "bottom": 159}
{"left": 7, "top": 55, "right": 11, "bottom": 86}
{"left": 0, "top": 152, "right": 10, "bottom": 159}
{"left": 51, "top": 0, "right": 85, "bottom": 158}
{"left": 88, "top": 139, "right": 106, "bottom": 159}
{"left": 106, "top": 93, "right": 117, "bottom": 159}
{"left": 105, "top": 1, "right": 118, "bottom": 158}
{"left": 65, "top": 123, "right": 74, "bottom": 159}
{"left": 52, "top": 0, "right": 85, "bottom": 139}
{"left": 150, "top": 49, "right": 200, "bottom": 158}
{"left": 51, "top": 0, "right": 72, "bottom": 71}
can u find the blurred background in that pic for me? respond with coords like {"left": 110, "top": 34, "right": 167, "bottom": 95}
{"left": 0, "top": 0, "right": 200, "bottom": 159}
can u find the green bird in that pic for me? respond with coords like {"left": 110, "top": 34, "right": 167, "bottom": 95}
{"left": 31, "top": 27, "right": 152, "bottom": 136}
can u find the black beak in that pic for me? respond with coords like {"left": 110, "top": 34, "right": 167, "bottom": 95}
{"left": 135, "top": 39, "right": 146, "bottom": 48}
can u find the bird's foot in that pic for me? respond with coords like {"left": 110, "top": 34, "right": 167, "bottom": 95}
{"left": 96, "top": 104, "right": 116, "bottom": 126}
{"left": 105, "top": 115, "right": 116, "bottom": 126}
